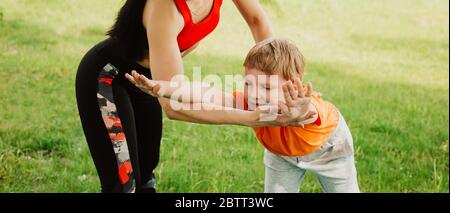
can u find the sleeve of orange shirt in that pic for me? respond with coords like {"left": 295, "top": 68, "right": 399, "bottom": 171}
{"left": 232, "top": 91, "right": 248, "bottom": 110}
{"left": 310, "top": 93, "right": 323, "bottom": 126}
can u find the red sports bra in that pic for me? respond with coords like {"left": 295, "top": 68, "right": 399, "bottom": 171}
{"left": 174, "top": 0, "right": 223, "bottom": 51}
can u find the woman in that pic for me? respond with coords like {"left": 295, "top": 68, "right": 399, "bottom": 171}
{"left": 76, "top": 0, "right": 309, "bottom": 193}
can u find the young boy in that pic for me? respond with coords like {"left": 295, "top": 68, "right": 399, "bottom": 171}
{"left": 126, "top": 38, "right": 360, "bottom": 193}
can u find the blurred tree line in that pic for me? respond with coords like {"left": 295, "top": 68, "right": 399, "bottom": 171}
{"left": 0, "top": 7, "right": 3, "bottom": 23}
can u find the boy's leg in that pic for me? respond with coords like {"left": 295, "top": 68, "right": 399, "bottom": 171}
{"left": 316, "top": 155, "right": 359, "bottom": 193}
{"left": 264, "top": 150, "right": 305, "bottom": 193}
{"left": 302, "top": 116, "right": 360, "bottom": 193}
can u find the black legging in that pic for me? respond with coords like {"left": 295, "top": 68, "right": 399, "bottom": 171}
{"left": 75, "top": 37, "right": 162, "bottom": 193}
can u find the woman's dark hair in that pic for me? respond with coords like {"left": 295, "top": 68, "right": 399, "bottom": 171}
{"left": 107, "top": 0, "right": 149, "bottom": 61}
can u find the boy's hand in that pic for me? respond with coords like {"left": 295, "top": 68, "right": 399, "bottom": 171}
{"left": 125, "top": 70, "right": 162, "bottom": 97}
{"left": 279, "top": 78, "right": 317, "bottom": 127}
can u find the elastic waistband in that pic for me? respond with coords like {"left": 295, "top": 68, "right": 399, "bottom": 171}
{"left": 93, "top": 37, "right": 150, "bottom": 73}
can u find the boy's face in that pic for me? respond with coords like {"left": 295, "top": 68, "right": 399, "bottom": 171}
{"left": 244, "top": 67, "right": 288, "bottom": 108}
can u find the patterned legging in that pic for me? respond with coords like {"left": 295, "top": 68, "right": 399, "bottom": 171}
{"left": 97, "top": 64, "right": 135, "bottom": 192}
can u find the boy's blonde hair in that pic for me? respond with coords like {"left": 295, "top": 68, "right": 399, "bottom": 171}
{"left": 244, "top": 38, "right": 305, "bottom": 81}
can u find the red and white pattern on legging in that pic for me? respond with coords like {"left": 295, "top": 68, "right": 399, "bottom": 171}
{"left": 97, "top": 63, "right": 135, "bottom": 193}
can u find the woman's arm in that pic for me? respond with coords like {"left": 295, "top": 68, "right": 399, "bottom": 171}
{"left": 125, "top": 71, "right": 237, "bottom": 108}
{"left": 143, "top": 0, "right": 184, "bottom": 81}
{"left": 141, "top": 0, "right": 267, "bottom": 126}
{"left": 159, "top": 100, "right": 271, "bottom": 126}
{"left": 233, "top": 0, "right": 274, "bottom": 42}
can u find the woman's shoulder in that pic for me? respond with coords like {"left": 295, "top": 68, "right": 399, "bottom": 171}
{"left": 142, "top": 0, "right": 185, "bottom": 33}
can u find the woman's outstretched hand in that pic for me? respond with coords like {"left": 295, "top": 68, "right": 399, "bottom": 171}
{"left": 125, "top": 71, "right": 161, "bottom": 97}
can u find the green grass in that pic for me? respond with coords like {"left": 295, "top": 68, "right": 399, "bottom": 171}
{"left": 0, "top": 0, "right": 448, "bottom": 192}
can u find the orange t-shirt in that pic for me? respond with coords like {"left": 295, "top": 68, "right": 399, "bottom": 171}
{"left": 233, "top": 91, "right": 340, "bottom": 156}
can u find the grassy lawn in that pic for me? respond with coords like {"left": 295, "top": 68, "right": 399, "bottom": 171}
{"left": 0, "top": 0, "right": 448, "bottom": 192}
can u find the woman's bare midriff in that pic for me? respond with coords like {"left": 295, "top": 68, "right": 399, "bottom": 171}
{"left": 136, "top": 42, "right": 199, "bottom": 69}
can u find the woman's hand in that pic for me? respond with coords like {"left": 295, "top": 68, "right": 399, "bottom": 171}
{"left": 125, "top": 70, "right": 161, "bottom": 97}
{"left": 245, "top": 107, "right": 310, "bottom": 127}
